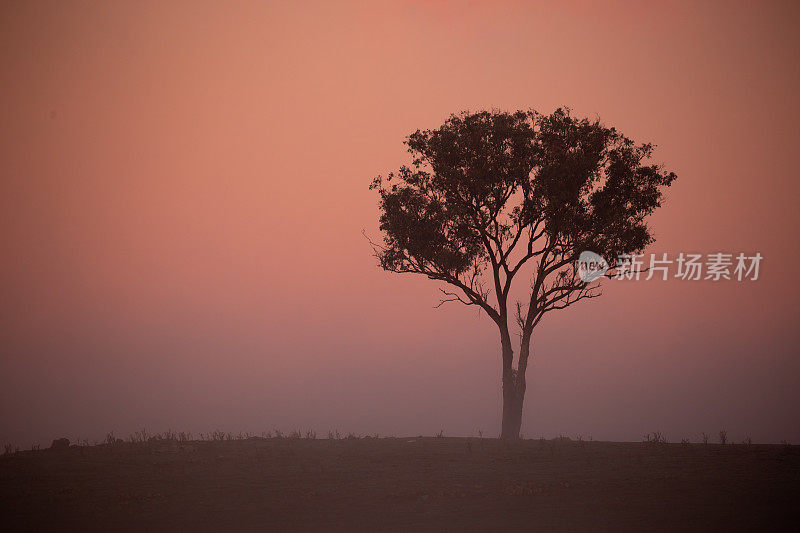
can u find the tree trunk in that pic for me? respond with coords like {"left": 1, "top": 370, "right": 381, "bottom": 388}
{"left": 500, "top": 334, "right": 530, "bottom": 440}
{"left": 501, "top": 380, "right": 525, "bottom": 439}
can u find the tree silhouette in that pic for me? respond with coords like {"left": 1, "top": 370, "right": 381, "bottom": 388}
{"left": 370, "top": 109, "right": 676, "bottom": 439}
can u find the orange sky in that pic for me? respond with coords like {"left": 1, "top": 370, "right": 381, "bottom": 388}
{"left": 1, "top": 0, "right": 799, "bottom": 446}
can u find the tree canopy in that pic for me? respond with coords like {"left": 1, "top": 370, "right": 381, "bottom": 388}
{"left": 370, "top": 108, "right": 676, "bottom": 332}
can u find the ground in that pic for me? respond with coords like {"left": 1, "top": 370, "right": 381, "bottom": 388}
{"left": 1, "top": 437, "right": 798, "bottom": 531}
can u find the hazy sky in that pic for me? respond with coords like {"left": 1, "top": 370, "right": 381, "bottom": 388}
{"left": 2, "top": 0, "right": 799, "bottom": 446}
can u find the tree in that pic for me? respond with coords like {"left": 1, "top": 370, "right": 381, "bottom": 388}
{"left": 369, "top": 109, "right": 676, "bottom": 439}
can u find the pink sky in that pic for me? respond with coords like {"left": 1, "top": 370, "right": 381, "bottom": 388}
{"left": 1, "top": 0, "right": 799, "bottom": 446}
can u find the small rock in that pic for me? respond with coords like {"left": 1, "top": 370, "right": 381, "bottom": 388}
{"left": 50, "top": 438, "right": 70, "bottom": 450}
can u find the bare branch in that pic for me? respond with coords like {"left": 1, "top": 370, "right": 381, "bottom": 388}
{"left": 434, "top": 288, "right": 475, "bottom": 308}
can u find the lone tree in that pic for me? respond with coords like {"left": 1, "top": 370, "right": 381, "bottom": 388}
{"left": 370, "top": 109, "right": 676, "bottom": 440}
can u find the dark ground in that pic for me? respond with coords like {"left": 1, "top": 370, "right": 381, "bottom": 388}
{"left": 1, "top": 437, "right": 798, "bottom": 532}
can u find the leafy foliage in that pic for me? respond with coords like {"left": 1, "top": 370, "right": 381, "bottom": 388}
{"left": 370, "top": 108, "right": 675, "bottom": 330}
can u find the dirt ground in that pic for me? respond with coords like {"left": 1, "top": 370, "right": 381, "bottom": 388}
{"left": 1, "top": 437, "right": 797, "bottom": 531}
